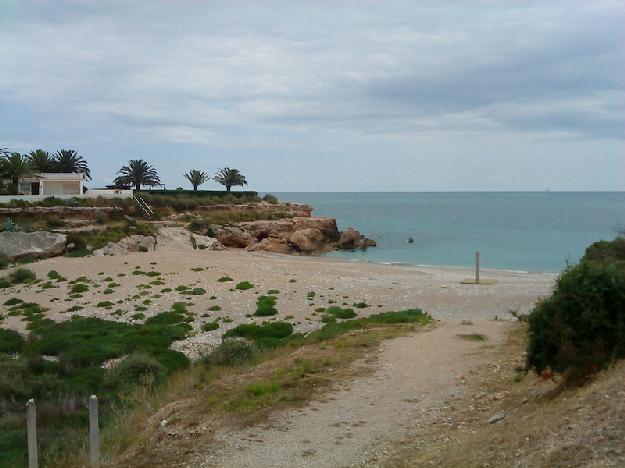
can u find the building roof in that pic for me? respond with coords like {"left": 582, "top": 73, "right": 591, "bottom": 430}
{"left": 37, "top": 172, "right": 86, "bottom": 181}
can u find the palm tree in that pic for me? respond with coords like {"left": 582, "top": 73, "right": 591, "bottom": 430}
{"left": 114, "top": 159, "right": 161, "bottom": 190}
{"left": 54, "top": 149, "right": 91, "bottom": 180}
{"left": 214, "top": 167, "right": 247, "bottom": 192}
{"left": 28, "top": 149, "right": 55, "bottom": 173}
{"left": 0, "top": 153, "right": 33, "bottom": 193}
{"left": 184, "top": 169, "right": 208, "bottom": 191}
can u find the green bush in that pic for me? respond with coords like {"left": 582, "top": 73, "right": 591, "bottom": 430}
{"left": 224, "top": 321, "right": 293, "bottom": 343}
{"left": 254, "top": 295, "right": 278, "bottom": 316}
{"left": 201, "top": 321, "right": 220, "bottom": 332}
{"left": 0, "top": 255, "right": 9, "bottom": 270}
{"left": 103, "top": 353, "right": 165, "bottom": 389}
{"left": 235, "top": 281, "right": 254, "bottom": 291}
{"left": 262, "top": 193, "right": 278, "bottom": 204}
{"left": 9, "top": 268, "right": 36, "bottom": 284}
{"left": 70, "top": 283, "right": 89, "bottom": 294}
{"left": 202, "top": 339, "right": 255, "bottom": 366}
{"left": 47, "top": 270, "right": 60, "bottom": 280}
{"left": 526, "top": 237, "right": 625, "bottom": 382}
{"left": 0, "top": 329, "right": 24, "bottom": 353}
{"left": 327, "top": 306, "right": 357, "bottom": 319}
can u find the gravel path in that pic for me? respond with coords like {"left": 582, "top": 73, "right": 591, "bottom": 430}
{"left": 195, "top": 320, "right": 511, "bottom": 468}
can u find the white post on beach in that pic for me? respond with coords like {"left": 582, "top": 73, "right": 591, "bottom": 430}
{"left": 475, "top": 251, "right": 480, "bottom": 284}
{"left": 89, "top": 395, "right": 100, "bottom": 468}
{"left": 26, "top": 398, "right": 38, "bottom": 468}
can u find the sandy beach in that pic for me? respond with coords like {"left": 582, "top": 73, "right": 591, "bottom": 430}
{"left": 1, "top": 248, "right": 555, "bottom": 358}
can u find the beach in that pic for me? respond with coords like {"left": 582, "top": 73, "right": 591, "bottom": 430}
{"left": 2, "top": 248, "right": 555, "bottom": 358}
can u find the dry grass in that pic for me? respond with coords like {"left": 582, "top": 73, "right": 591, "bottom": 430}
{"left": 384, "top": 325, "right": 625, "bottom": 467}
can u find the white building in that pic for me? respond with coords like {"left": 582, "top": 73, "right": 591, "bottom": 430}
{"left": 17, "top": 172, "right": 85, "bottom": 196}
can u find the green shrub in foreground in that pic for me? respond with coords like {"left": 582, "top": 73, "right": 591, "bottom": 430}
{"left": 526, "top": 241, "right": 625, "bottom": 382}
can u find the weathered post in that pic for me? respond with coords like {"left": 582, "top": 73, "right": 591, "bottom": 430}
{"left": 26, "top": 398, "right": 38, "bottom": 468}
{"left": 89, "top": 395, "right": 100, "bottom": 468}
{"left": 475, "top": 251, "right": 480, "bottom": 284}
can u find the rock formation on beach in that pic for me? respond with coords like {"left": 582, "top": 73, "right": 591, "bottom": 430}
{"left": 210, "top": 217, "right": 375, "bottom": 254}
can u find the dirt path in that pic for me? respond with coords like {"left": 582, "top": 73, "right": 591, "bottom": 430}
{"left": 194, "top": 320, "right": 511, "bottom": 467}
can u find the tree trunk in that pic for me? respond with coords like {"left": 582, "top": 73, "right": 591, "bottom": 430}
{"left": 135, "top": 183, "right": 141, "bottom": 190}
{"left": 193, "top": 185, "right": 198, "bottom": 191}
{"left": 226, "top": 185, "right": 231, "bottom": 192}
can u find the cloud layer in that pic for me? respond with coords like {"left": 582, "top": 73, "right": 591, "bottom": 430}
{"left": 1, "top": 0, "right": 623, "bottom": 190}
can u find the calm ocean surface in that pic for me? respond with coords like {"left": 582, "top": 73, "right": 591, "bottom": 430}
{"left": 274, "top": 192, "right": 625, "bottom": 273}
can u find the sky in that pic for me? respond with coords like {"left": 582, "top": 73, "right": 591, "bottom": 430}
{"left": 1, "top": 0, "right": 624, "bottom": 192}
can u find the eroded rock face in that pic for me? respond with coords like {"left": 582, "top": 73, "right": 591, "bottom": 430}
{"left": 289, "top": 228, "right": 328, "bottom": 253}
{"left": 156, "top": 227, "right": 224, "bottom": 251}
{"left": 245, "top": 238, "right": 294, "bottom": 254}
{"left": 93, "top": 235, "right": 156, "bottom": 256}
{"left": 0, "top": 231, "right": 67, "bottom": 260}
{"left": 209, "top": 225, "right": 253, "bottom": 248}
{"left": 335, "top": 227, "right": 377, "bottom": 250}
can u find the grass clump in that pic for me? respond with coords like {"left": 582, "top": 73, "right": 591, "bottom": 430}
{"left": 47, "top": 270, "right": 61, "bottom": 280}
{"left": 254, "top": 295, "right": 278, "bottom": 317}
{"left": 235, "top": 281, "right": 254, "bottom": 291}
{"left": 326, "top": 306, "right": 357, "bottom": 319}
{"left": 0, "top": 268, "right": 37, "bottom": 288}
{"left": 70, "top": 283, "right": 89, "bottom": 294}
{"left": 201, "top": 321, "right": 220, "bottom": 332}
{"left": 218, "top": 276, "right": 233, "bottom": 282}
{"left": 4, "top": 297, "right": 23, "bottom": 306}
{"left": 224, "top": 321, "right": 294, "bottom": 348}
{"left": 208, "top": 305, "right": 222, "bottom": 311}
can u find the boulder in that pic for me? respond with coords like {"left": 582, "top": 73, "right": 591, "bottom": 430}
{"left": 210, "top": 225, "right": 253, "bottom": 248}
{"left": 0, "top": 231, "right": 67, "bottom": 260}
{"left": 335, "top": 228, "right": 376, "bottom": 250}
{"left": 292, "top": 217, "right": 340, "bottom": 241}
{"left": 289, "top": 228, "right": 328, "bottom": 253}
{"left": 93, "top": 235, "right": 156, "bottom": 256}
{"left": 156, "top": 227, "right": 224, "bottom": 251}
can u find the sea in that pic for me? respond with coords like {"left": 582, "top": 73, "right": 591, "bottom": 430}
{"left": 273, "top": 192, "right": 625, "bottom": 273}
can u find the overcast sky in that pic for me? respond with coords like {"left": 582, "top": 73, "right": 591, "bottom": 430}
{"left": 1, "top": 0, "right": 623, "bottom": 191}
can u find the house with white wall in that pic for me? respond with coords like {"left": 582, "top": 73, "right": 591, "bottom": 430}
{"left": 17, "top": 173, "right": 85, "bottom": 196}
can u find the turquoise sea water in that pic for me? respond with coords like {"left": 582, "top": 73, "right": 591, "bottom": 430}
{"left": 274, "top": 192, "right": 625, "bottom": 273}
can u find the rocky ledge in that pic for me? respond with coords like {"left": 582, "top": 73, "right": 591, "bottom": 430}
{"left": 209, "top": 217, "right": 375, "bottom": 254}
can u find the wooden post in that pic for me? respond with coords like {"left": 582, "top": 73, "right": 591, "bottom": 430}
{"left": 89, "top": 395, "right": 100, "bottom": 468}
{"left": 26, "top": 398, "right": 37, "bottom": 468}
{"left": 475, "top": 251, "right": 480, "bottom": 284}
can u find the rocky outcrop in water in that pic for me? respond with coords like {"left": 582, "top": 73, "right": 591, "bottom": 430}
{"left": 0, "top": 231, "right": 67, "bottom": 260}
{"left": 209, "top": 217, "right": 375, "bottom": 254}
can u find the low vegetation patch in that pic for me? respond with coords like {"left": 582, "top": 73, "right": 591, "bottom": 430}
{"left": 254, "top": 295, "right": 278, "bottom": 317}
{"left": 235, "top": 281, "right": 254, "bottom": 291}
{"left": 0, "top": 310, "right": 192, "bottom": 467}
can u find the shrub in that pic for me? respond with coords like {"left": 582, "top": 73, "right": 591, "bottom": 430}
{"left": 9, "top": 268, "right": 36, "bottom": 284}
{"left": 235, "top": 281, "right": 254, "bottom": 291}
{"left": 45, "top": 215, "right": 64, "bottom": 228}
{"left": 201, "top": 321, "right": 220, "bottom": 332}
{"left": 224, "top": 321, "right": 293, "bottom": 342}
{"left": 4, "top": 297, "right": 23, "bottom": 306}
{"left": 208, "top": 305, "right": 221, "bottom": 311}
{"left": 0, "top": 255, "right": 9, "bottom": 270}
{"left": 47, "top": 270, "right": 60, "bottom": 280}
{"left": 327, "top": 306, "right": 357, "bottom": 319}
{"left": 96, "top": 211, "right": 107, "bottom": 225}
{"left": 104, "top": 353, "right": 165, "bottom": 389}
{"left": 0, "top": 329, "right": 24, "bottom": 353}
{"left": 202, "top": 339, "right": 255, "bottom": 366}
{"left": 218, "top": 276, "right": 233, "bottom": 282}
{"left": 254, "top": 295, "right": 278, "bottom": 316}
{"left": 70, "top": 283, "right": 89, "bottom": 294}
{"left": 262, "top": 194, "right": 278, "bottom": 204}
{"left": 526, "top": 237, "right": 625, "bottom": 382}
